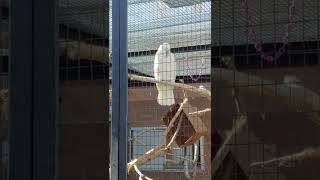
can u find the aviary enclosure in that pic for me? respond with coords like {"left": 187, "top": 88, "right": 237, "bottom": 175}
{"left": 1, "top": 0, "right": 320, "bottom": 179}
{"left": 212, "top": 0, "right": 320, "bottom": 180}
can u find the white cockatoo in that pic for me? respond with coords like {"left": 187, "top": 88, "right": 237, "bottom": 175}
{"left": 154, "top": 43, "right": 176, "bottom": 106}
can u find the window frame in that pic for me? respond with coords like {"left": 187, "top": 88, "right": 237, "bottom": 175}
{"left": 129, "top": 126, "right": 205, "bottom": 172}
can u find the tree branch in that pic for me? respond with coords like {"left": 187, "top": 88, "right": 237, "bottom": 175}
{"left": 61, "top": 40, "right": 109, "bottom": 63}
{"left": 109, "top": 75, "right": 211, "bottom": 102}
{"left": 184, "top": 140, "right": 200, "bottom": 180}
{"left": 211, "top": 115, "right": 248, "bottom": 176}
{"left": 211, "top": 86, "right": 247, "bottom": 177}
{"left": 128, "top": 74, "right": 211, "bottom": 100}
{"left": 250, "top": 147, "right": 320, "bottom": 168}
{"left": 189, "top": 108, "right": 211, "bottom": 116}
{"left": 133, "top": 165, "right": 153, "bottom": 180}
{"left": 192, "top": 140, "right": 199, "bottom": 179}
{"left": 167, "top": 112, "right": 184, "bottom": 147}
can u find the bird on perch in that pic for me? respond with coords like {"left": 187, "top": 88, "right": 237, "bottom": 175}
{"left": 154, "top": 42, "right": 177, "bottom": 106}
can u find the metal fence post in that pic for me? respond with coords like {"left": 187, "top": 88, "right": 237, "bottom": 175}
{"left": 33, "top": 0, "right": 56, "bottom": 179}
{"left": 9, "top": 0, "right": 56, "bottom": 179}
{"left": 9, "top": 0, "right": 33, "bottom": 179}
{"left": 111, "top": 0, "right": 128, "bottom": 179}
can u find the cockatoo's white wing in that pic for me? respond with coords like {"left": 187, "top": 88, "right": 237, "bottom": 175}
{"left": 154, "top": 43, "right": 176, "bottom": 106}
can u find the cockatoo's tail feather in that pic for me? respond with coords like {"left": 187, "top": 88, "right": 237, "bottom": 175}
{"left": 157, "top": 85, "right": 175, "bottom": 106}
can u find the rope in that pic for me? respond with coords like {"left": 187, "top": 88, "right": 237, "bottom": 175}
{"left": 241, "top": 0, "right": 296, "bottom": 62}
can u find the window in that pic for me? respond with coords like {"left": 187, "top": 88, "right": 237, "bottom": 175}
{"left": 130, "top": 127, "right": 205, "bottom": 171}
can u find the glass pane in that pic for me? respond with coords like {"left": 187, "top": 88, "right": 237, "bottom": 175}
{"left": 0, "top": 1, "right": 9, "bottom": 179}
{"left": 126, "top": 1, "right": 212, "bottom": 179}
{"left": 56, "top": 0, "right": 109, "bottom": 179}
{"left": 212, "top": 0, "right": 320, "bottom": 179}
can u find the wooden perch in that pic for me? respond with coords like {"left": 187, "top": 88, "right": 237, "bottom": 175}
{"left": 128, "top": 74, "right": 211, "bottom": 100}
{"left": 108, "top": 52, "right": 210, "bottom": 100}
{"left": 250, "top": 147, "right": 320, "bottom": 168}
{"left": 192, "top": 141, "right": 199, "bottom": 178}
{"left": 191, "top": 140, "right": 200, "bottom": 179}
{"left": 184, "top": 140, "right": 199, "bottom": 180}
{"left": 109, "top": 74, "right": 211, "bottom": 102}
{"left": 60, "top": 40, "right": 108, "bottom": 63}
{"left": 133, "top": 165, "right": 153, "bottom": 180}
{"left": 212, "top": 87, "right": 248, "bottom": 177}
{"left": 211, "top": 115, "right": 248, "bottom": 176}
{"left": 189, "top": 108, "right": 211, "bottom": 116}
{"left": 128, "top": 99, "right": 189, "bottom": 174}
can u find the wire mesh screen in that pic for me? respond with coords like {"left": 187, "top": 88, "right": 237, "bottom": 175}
{"left": 56, "top": 0, "right": 109, "bottom": 179}
{"left": 121, "top": 0, "right": 212, "bottom": 179}
{"left": 0, "top": 1, "right": 9, "bottom": 179}
{"left": 212, "top": 0, "right": 320, "bottom": 179}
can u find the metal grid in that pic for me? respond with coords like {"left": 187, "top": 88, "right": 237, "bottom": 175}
{"left": 126, "top": 0, "right": 211, "bottom": 179}
{"left": 56, "top": 0, "right": 109, "bottom": 179}
{"left": 212, "top": 0, "right": 320, "bottom": 179}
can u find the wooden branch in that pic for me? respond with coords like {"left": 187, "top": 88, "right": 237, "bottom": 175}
{"left": 133, "top": 165, "right": 153, "bottom": 180}
{"left": 128, "top": 99, "right": 189, "bottom": 174}
{"left": 170, "top": 153, "right": 201, "bottom": 164}
{"left": 160, "top": 98, "right": 188, "bottom": 145}
{"left": 189, "top": 108, "right": 211, "bottom": 116}
{"left": 128, "top": 74, "right": 211, "bottom": 100}
{"left": 232, "top": 87, "right": 241, "bottom": 115}
{"left": 211, "top": 115, "right": 248, "bottom": 176}
{"left": 250, "top": 147, "right": 320, "bottom": 168}
{"left": 167, "top": 112, "right": 184, "bottom": 147}
{"left": 61, "top": 40, "right": 108, "bottom": 63}
{"left": 109, "top": 74, "right": 211, "bottom": 102}
{"left": 211, "top": 87, "right": 249, "bottom": 177}
{"left": 183, "top": 140, "right": 199, "bottom": 180}
{"left": 192, "top": 140, "right": 199, "bottom": 179}
{"left": 214, "top": 67, "right": 320, "bottom": 128}
{"left": 108, "top": 54, "right": 209, "bottom": 99}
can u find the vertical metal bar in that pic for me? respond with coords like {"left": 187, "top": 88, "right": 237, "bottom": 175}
{"left": 8, "top": 0, "right": 33, "bottom": 179}
{"left": 112, "top": 0, "right": 128, "bottom": 179}
{"left": 211, "top": 3, "right": 218, "bottom": 178}
{"left": 9, "top": 0, "right": 57, "bottom": 179}
{"left": 105, "top": 1, "right": 110, "bottom": 179}
{"left": 318, "top": 0, "right": 320, "bottom": 65}
{"left": 32, "top": 0, "right": 56, "bottom": 179}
